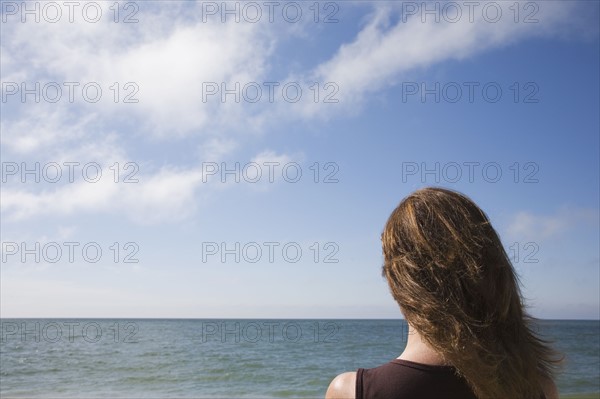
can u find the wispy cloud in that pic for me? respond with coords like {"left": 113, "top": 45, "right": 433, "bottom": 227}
{"left": 0, "top": 149, "right": 301, "bottom": 223}
{"left": 505, "top": 208, "right": 599, "bottom": 241}
{"left": 0, "top": 166, "right": 203, "bottom": 224}
{"left": 2, "top": 5, "right": 275, "bottom": 139}
{"left": 1, "top": 1, "right": 593, "bottom": 227}
{"left": 297, "top": 1, "right": 588, "bottom": 117}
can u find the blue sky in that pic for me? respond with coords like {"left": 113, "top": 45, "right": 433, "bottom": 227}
{"left": 1, "top": 1, "right": 598, "bottom": 319}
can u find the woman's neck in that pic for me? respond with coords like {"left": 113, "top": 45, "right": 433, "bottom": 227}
{"left": 397, "top": 323, "right": 448, "bottom": 366}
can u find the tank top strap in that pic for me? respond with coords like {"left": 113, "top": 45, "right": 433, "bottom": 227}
{"left": 355, "top": 368, "right": 365, "bottom": 399}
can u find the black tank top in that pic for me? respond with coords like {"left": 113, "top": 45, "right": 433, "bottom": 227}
{"left": 356, "top": 358, "right": 478, "bottom": 399}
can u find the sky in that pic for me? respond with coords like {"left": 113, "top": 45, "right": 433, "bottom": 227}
{"left": 0, "top": 0, "right": 598, "bottom": 319}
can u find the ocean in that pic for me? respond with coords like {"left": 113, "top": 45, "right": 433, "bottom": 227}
{"left": 1, "top": 319, "right": 598, "bottom": 398}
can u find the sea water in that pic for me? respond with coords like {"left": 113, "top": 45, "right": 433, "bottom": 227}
{"left": 1, "top": 319, "right": 598, "bottom": 398}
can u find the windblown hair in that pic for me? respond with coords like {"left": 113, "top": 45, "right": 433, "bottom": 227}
{"left": 381, "top": 187, "right": 562, "bottom": 399}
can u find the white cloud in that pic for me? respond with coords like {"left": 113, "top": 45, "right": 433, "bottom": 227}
{"left": 505, "top": 208, "right": 599, "bottom": 241}
{"left": 251, "top": 149, "right": 296, "bottom": 168}
{"left": 1, "top": 2, "right": 276, "bottom": 139}
{"left": 0, "top": 105, "right": 98, "bottom": 154}
{"left": 0, "top": 166, "right": 203, "bottom": 225}
{"left": 119, "top": 166, "right": 204, "bottom": 224}
{"left": 297, "top": 1, "right": 586, "bottom": 116}
{"left": 104, "top": 21, "right": 273, "bottom": 137}
{"left": 199, "top": 137, "right": 239, "bottom": 161}
{"left": 0, "top": 150, "right": 302, "bottom": 223}
{"left": 248, "top": 150, "right": 301, "bottom": 190}
{"left": 2, "top": 1, "right": 591, "bottom": 140}
{"left": 1, "top": 1, "right": 592, "bottom": 227}
{"left": 0, "top": 3, "right": 286, "bottom": 225}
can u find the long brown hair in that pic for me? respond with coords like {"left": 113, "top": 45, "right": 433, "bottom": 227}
{"left": 381, "top": 187, "right": 562, "bottom": 399}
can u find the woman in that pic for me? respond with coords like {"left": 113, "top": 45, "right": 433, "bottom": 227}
{"left": 326, "top": 187, "right": 562, "bottom": 399}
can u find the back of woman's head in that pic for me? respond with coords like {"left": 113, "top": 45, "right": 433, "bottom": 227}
{"left": 382, "top": 187, "right": 561, "bottom": 399}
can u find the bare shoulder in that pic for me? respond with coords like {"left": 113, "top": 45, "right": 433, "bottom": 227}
{"left": 541, "top": 375, "right": 559, "bottom": 399}
{"left": 325, "top": 371, "right": 357, "bottom": 399}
